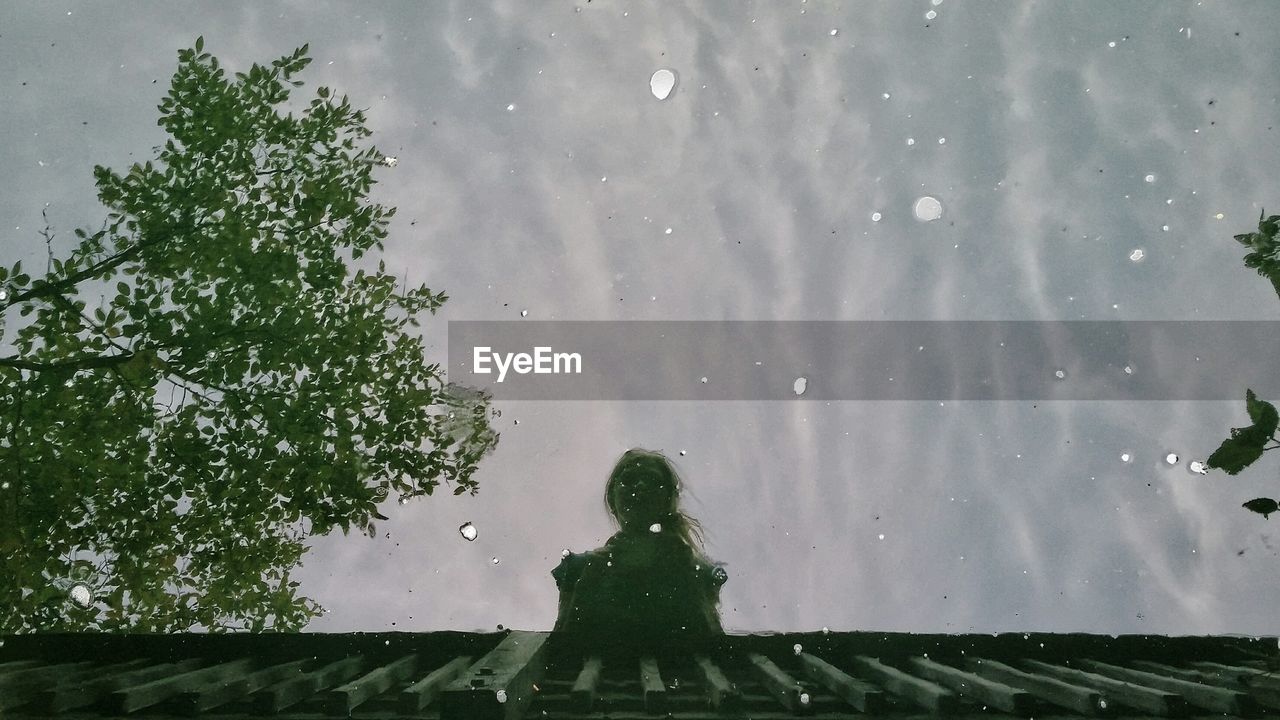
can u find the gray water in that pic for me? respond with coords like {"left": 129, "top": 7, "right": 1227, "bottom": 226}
{"left": 3, "top": 1, "right": 1280, "bottom": 636}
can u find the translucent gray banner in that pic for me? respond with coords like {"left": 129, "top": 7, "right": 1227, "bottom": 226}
{"left": 446, "top": 321, "right": 1280, "bottom": 400}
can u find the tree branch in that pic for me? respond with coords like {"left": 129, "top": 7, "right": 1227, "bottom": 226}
{"left": 0, "top": 352, "right": 137, "bottom": 372}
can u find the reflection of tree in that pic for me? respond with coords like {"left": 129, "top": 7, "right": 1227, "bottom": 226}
{"left": 1206, "top": 211, "right": 1280, "bottom": 517}
{"left": 0, "top": 39, "right": 498, "bottom": 632}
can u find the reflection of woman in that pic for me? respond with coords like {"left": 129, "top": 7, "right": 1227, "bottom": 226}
{"left": 552, "top": 449, "right": 727, "bottom": 641}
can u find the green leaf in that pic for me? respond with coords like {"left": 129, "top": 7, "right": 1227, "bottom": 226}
{"left": 195, "top": 36, "right": 204, "bottom": 53}
{"left": 1207, "top": 389, "right": 1277, "bottom": 474}
{"left": 1207, "top": 436, "right": 1265, "bottom": 475}
{"left": 1246, "top": 388, "right": 1279, "bottom": 436}
{"left": 1243, "top": 498, "right": 1279, "bottom": 519}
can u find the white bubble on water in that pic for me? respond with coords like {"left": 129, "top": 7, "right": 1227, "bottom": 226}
{"left": 794, "top": 377, "right": 808, "bottom": 395}
{"left": 906, "top": 137, "right": 915, "bottom": 146}
{"left": 491, "top": 557, "right": 500, "bottom": 564}
{"left": 829, "top": 28, "right": 839, "bottom": 36}
{"left": 1121, "top": 451, "right": 1133, "bottom": 463}
{"left": 913, "top": 196, "right": 943, "bottom": 222}
{"left": 459, "top": 522, "right": 478, "bottom": 541}
{"left": 496, "top": 690, "right": 508, "bottom": 703}
{"left": 520, "top": 309, "right": 528, "bottom": 317}
{"left": 650, "top": 68, "right": 676, "bottom": 100}
{"left": 871, "top": 212, "right": 882, "bottom": 222}
{"left": 793, "top": 643, "right": 804, "bottom": 655}
{"left": 665, "top": 227, "right": 673, "bottom": 235}
{"left": 1165, "top": 453, "right": 1179, "bottom": 465}
{"left": 925, "top": 9, "right": 937, "bottom": 19}
{"left": 1188, "top": 460, "right": 1208, "bottom": 475}
{"left": 69, "top": 584, "right": 93, "bottom": 608}
{"left": 1145, "top": 173, "right": 1156, "bottom": 183}
{"left": 1129, "top": 248, "right": 1145, "bottom": 263}
{"left": 1054, "top": 369, "right": 1067, "bottom": 379}
{"left": 649, "top": 523, "right": 662, "bottom": 533}
{"left": 878, "top": 533, "right": 885, "bottom": 540}
{"left": 506, "top": 103, "right": 516, "bottom": 112}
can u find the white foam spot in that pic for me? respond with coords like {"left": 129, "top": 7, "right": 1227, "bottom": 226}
{"left": 913, "top": 196, "right": 943, "bottom": 222}
{"left": 69, "top": 584, "right": 92, "bottom": 608}
{"left": 650, "top": 69, "right": 676, "bottom": 100}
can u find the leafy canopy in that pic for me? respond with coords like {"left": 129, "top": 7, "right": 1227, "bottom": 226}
{"left": 1234, "top": 209, "right": 1280, "bottom": 302}
{"left": 0, "top": 38, "right": 497, "bottom": 632}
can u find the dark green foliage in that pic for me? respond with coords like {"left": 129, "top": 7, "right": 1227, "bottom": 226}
{"left": 0, "top": 39, "right": 497, "bottom": 632}
{"left": 1206, "top": 390, "right": 1278, "bottom": 475}
{"left": 1234, "top": 209, "right": 1280, "bottom": 301}
{"left": 1243, "top": 498, "right": 1279, "bottom": 519}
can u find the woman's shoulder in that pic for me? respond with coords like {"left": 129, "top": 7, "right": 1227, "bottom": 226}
{"left": 550, "top": 549, "right": 601, "bottom": 589}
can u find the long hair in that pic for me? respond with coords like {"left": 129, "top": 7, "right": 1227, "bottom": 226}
{"left": 603, "top": 448, "right": 708, "bottom": 553}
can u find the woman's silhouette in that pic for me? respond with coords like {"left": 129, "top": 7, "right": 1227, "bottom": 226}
{"left": 551, "top": 449, "right": 727, "bottom": 644}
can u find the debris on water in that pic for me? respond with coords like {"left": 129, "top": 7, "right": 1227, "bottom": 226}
{"left": 459, "top": 522, "right": 478, "bottom": 541}
{"left": 794, "top": 377, "right": 808, "bottom": 395}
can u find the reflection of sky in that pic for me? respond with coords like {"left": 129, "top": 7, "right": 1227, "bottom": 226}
{"left": 3, "top": 1, "right": 1280, "bottom": 635}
